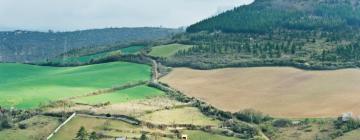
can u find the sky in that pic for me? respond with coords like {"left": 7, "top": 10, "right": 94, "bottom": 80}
{"left": 0, "top": 0, "right": 253, "bottom": 31}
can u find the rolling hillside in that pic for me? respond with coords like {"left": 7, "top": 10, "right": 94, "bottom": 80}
{"left": 0, "top": 27, "right": 180, "bottom": 62}
{"left": 0, "top": 62, "right": 151, "bottom": 108}
{"left": 166, "top": 0, "right": 360, "bottom": 70}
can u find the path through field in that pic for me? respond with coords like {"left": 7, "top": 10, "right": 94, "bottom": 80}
{"left": 161, "top": 67, "right": 360, "bottom": 118}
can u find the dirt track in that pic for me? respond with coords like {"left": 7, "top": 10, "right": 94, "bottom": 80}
{"left": 160, "top": 67, "right": 360, "bottom": 118}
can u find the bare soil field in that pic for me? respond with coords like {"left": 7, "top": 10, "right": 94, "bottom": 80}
{"left": 160, "top": 67, "right": 360, "bottom": 118}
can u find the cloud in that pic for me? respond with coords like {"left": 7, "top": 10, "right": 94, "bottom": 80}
{"left": 0, "top": 0, "right": 254, "bottom": 31}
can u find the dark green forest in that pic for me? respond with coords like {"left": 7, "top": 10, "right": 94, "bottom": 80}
{"left": 163, "top": 0, "right": 360, "bottom": 70}
{"left": 0, "top": 27, "right": 180, "bottom": 62}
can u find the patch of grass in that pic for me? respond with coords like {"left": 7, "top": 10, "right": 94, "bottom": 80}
{"left": 335, "top": 129, "right": 360, "bottom": 140}
{"left": 139, "top": 107, "right": 220, "bottom": 126}
{"left": 182, "top": 130, "right": 240, "bottom": 140}
{"left": 73, "top": 85, "right": 165, "bottom": 105}
{"left": 53, "top": 50, "right": 121, "bottom": 63}
{"left": 0, "top": 62, "right": 151, "bottom": 109}
{"left": 120, "top": 45, "right": 145, "bottom": 54}
{"left": 149, "top": 44, "right": 192, "bottom": 57}
{"left": 51, "top": 115, "right": 173, "bottom": 140}
{"left": 0, "top": 115, "right": 60, "bottom": 140}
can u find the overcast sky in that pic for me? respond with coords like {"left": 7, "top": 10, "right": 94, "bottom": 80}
{"left": 0, "top": 0, "right": 253, "bottom": 31}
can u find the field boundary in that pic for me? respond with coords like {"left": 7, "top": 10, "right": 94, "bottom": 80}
{"left": 46, "top": 112, "right": 76, "bottom": 140}
{"left": 67, "top": 81, "right": 148, "bottom": 101}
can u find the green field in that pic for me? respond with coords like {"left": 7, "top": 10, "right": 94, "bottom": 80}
{"left": 120, "top": 45, "right": 145, "bottom": 54}
{"left": 55, "top": 46, "right": 144, "bottom": 63}
{"left": 53, "top": 50, "right": 121, "bottom": 63}
{"left": 73, "top": 85, "right": 165, "bottom": 105}
{"left": 0, "top": 62, "right": 151, "bottom": 109}
{"left": 139, "top": 107, "right": 220, "bottom": 126}
{"left": 51, "top": 116, "right": 174, "bottom": 140}
{"left": 182, "top": 130, "right": 240, "bottom": 140}
{"left": 149, "top": 44, "right": 192, "bottom": 57}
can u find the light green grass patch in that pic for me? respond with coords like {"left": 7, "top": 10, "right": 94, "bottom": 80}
{"left": 120, "top": 45, "right": 145, "bottom": 54}
{"left": 0, "top": 62, "right": 151, "bottom": 109}
{"left": 51, "top": 116, "right": 173, "bottom": 140}
{"left": 183, "top": 130, "right": 240, "bottom": 140}
{"left": 335, "top": 129, "right": 360, "bottom": 140}
{"left": 0, "top": 115, "right": 61, "bottom": 140}
{"left": 73, "top": 85, "right": 165, "bottom": 105}
{"left": 149, "top": 43, "right": 192, "bottom": 57}
{"left": 53, "top": 50, "right": 121, "bottom": 63}
{"left": 139, "top": 107, "right": 220, "bottom": 126}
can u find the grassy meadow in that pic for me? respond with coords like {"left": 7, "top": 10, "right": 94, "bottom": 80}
{"left": 182, "top": 130, "right": 240, "bottom": 140}
{"left": 149, "top": 44, "right": 192, "bottom": 58}
{"left": 139, "top": 107, "right": 220, "bottom": 126}
{"left": 120, "top": 45, "right": 145, "bottom": 54}
{"left": 51, "top": 116, "right": 173, "bottom": 140}
{"left": 0, "top": 62, "right": 151, "bottom": 109}
{"left": 53, "top": 45, "right": 144, "bottom": 63}
{"left": 0, "top": 115, "right": 60, "bottom": 140}
{"left": 73, "top": 85, "right": 165, "bottom": 105}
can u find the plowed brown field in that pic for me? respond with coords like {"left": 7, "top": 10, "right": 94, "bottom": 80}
{"left": 160, "top": 67, "right": 360, "bottom": 118}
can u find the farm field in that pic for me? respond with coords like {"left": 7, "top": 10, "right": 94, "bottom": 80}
{"left": 0, "top": 62, "right": 151, "bottom": 109}
{"left": 161, "top": 67, "right": 360, "bottom": 118}
{"left": 73, "top": 85, "right": 165, "bottom": 105}
{"left": 51, "top": 115, "right": 230, "bottom": 140}
{"left": 51, "top": 115, "right": 176, "bottom": 140}
{"left": 0, "top": 115, "right": 61, "bottom": 140}
{"left": 139, "top": 107, "right": 220, "bottom": 126}
{"left": 47, "top": 97, "right": 185, "bottom": 117}
{"left": 51, "top": 116, "right": 143, "bottom": 140}
{"left": 149, "top": 43, "right": 192, "bottom": 58}
{"left": 182, "top": 130, "right": 241, "bottom": 140}
{"left": 52, "top": 50, "right": 120, "bottom": 63}
{"left": 120, "top": 45, "right": 145, "bottom": 54}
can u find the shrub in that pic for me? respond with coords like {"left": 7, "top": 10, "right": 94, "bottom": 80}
{"left": 272, "top": 119, "right": 292, "bottom": 127}
{"left": 18, "top": 123, "right": 28, "bottom": 129}
{"left": 234, "top": 109, "right": 272, "bottom": 124}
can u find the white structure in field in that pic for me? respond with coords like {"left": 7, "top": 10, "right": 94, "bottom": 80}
{"left": 342, "top": 112, "right": 353, "bottom": 121}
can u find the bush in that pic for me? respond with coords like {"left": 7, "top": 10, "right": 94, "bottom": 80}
{"left": 234, "top": 109, "right": 272, "bottom": 124}
{"left": 334, "top": 117, "right": 360, "bottom": 133}
{"left": 223, "top": 120, "right": 260, "bottom": 139}
{"left": 272, "top": 119, "right": 292, "bottom": 127}
{"left": 18, "top": 123, "right": 28, "bottom": 129}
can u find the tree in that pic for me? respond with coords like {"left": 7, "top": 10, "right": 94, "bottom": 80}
{"left": 89, "top": 131, "right": 98, "bottom": 140}
{"left": 140, "top": 133, "right": 148, "bottom": 140}
{"left": 76, "top": 126, "right": 88, "bottom": 140}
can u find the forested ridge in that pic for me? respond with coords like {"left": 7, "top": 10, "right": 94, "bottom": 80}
{"left": 0, "top": 27, "right": 180, "bottom": 62}
{"left": 164, "top": 0, "right": 360, "bottom": 69}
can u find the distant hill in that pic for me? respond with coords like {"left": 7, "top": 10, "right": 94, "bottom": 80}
{"left": 187, "top": 0, "right": 360, "bottom": 33}
{"left": 0, "top": 27, "right": 180, "bottom": 62}
{"left": 166, "top": 0, "right": 360, "bottom": 70}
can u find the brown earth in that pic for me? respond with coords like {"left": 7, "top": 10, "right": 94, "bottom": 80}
{"left": 160, "top": 67, "right": 360, "bottom": 118}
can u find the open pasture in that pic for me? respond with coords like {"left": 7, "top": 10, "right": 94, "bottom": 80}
{"left": 0, "top": 62, "right": 151, "bottom": 109}
{"left": 139, "top": 107, "right": 220, "bottom": 126}
{"left": 161, "top": 67, "right": 360, "bottom": 117}
{"left": 73, "top": 85, "right": 165, "bottom": 105}
{"left": 149, "top": 44, "right": 192, "bottom": 58}
{"left": 0, "top": 115, "right": 61, "bottom": 140}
